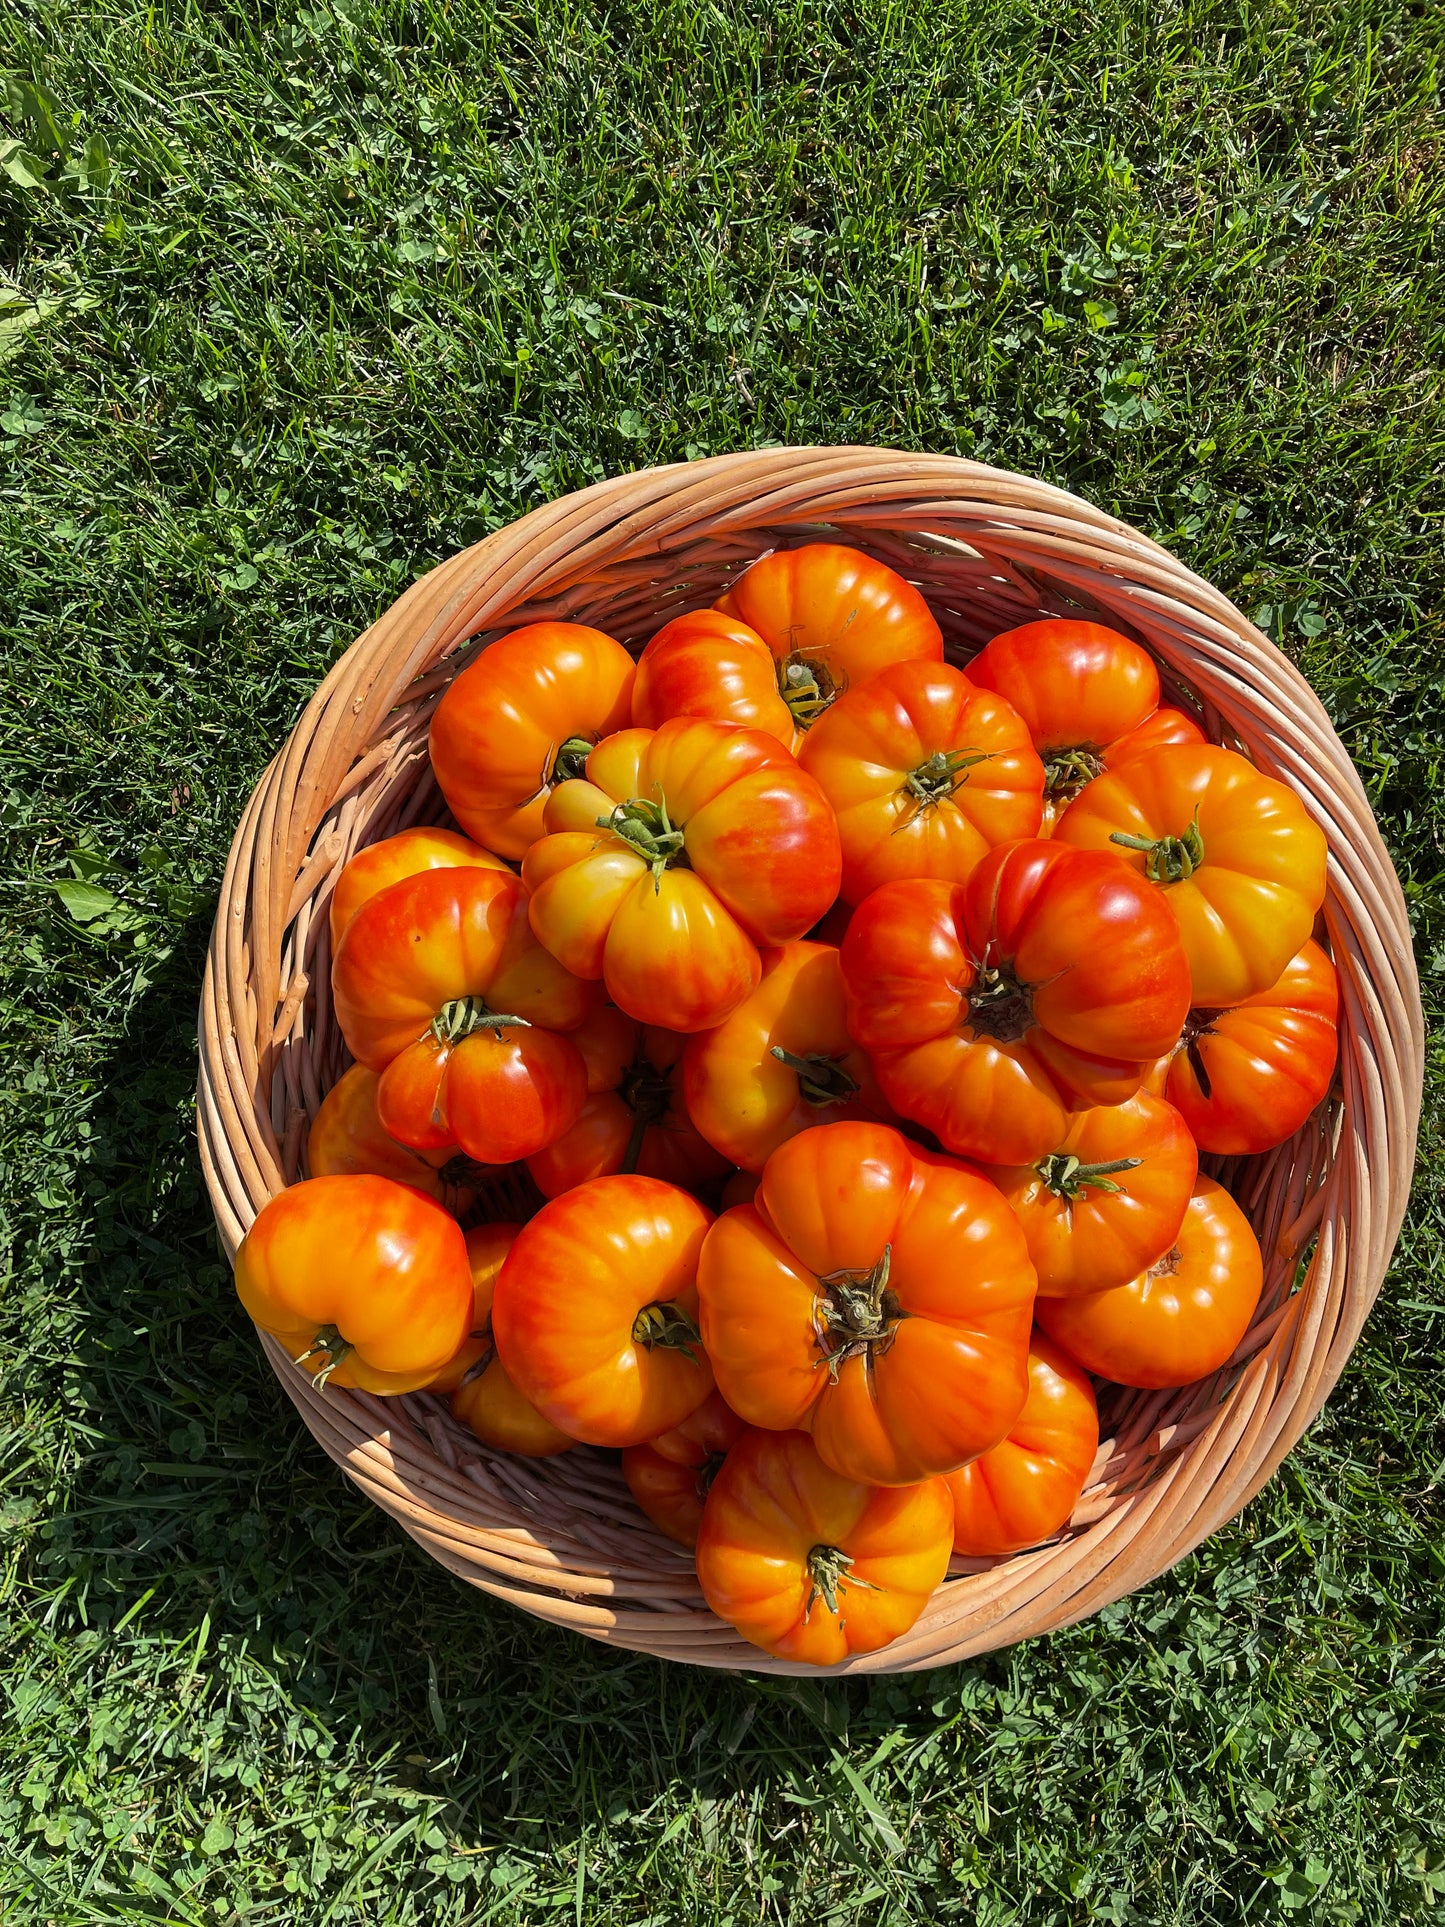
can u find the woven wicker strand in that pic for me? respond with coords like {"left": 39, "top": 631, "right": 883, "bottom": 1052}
{"left": 197, "top": 449, "right": 1422, "bottom": 1674}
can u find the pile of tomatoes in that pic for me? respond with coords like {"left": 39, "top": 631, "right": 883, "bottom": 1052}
{"left": 235, "top": 544, "right": 1337, "bottom": 1667}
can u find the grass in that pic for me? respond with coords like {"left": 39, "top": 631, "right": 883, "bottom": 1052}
{"left": 0, "top": 0, "right": 1443, "bottom": 1918}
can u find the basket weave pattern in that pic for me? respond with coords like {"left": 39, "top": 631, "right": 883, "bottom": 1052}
{"left": 198, "top": 449, "right": 1423, "bottom": 1673}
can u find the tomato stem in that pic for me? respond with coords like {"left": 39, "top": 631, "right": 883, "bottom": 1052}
{"left": 1176, "top": 1006, "right": 1223, "bottom": 1099}
{"left": 1036, "top": 1152, "right": 1143, "bottom": 1199}
{"left": 898, "top": 746, "right": 991, "bottom": 818}
{"left": 295, "top": 1324, "right": 352, "bottom": 1391}
{"left": 770, "top": 1045, "right": 860, "bottom": 1108}
{"left": 964, "top": 949, "right": 1036, "bottom": 1044}
{"left": 814, "top": 1245, "right": 903, "bottom": 1380}
{"left": 1148, "top": 1245, "right": 1184, "bottom": 1279}
{"left": 777, "top": 653, "right": 839, "bottom": 727}
{"left": 1110, "top": 806, "right": 1205, "bottom": 883}
{"left": 1042, "top": 744, "right": 1105, "bottom": 800}
{"left": 601, "top": 794, "right": 689, "bottom": 888}
{"left": 549, "top": 736, "right": 595, "bottom": 785}
{"left": 618, "top": 1054, "right": 676, "bottom": 1174}
{"left": 632, "top": 1301, "right": 702, "bottom": 1357}
{"left": 431, "top": 995, "right": 532, "bottom": 1046}
{"left": 804, "top": 1543, "right": 880, "bottom": 1618}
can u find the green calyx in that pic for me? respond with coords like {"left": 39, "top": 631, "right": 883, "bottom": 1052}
{"left": 1036, "top": 1152, "right": 1143, "bottom": 1200}
{"left": 1111, "top": 806, "right": 1205, "bottom": 883}
{"left": 804, "top": 1542, "right": 880, "bottom": 1619}
{"left": 549, "top": 735, "right": 595, "bottom": 785}
{"left": 431, "top": 995, "right": 532, "bottom": 1046}
{"left": 814, "top": 1244, "right": 903, "bottom": 1381}
{"left": 600, "top": 794, "right": 688, "bottom": 888}
{"left": 295, "top": 1324, "right": 352, "bottom": 1391}
{"left": 900, "top": 746, "right": 992, "bottom": 815}
{"left": 1043, "top": 744, "right": 1105, "bottom": 800}
{"left": 777, "top": 654, "right": 839, "bottom": 727}
{"left": 632, "top": 1300, "right": 702, "bottom": 1357}
{"left": 770, "top": 1045, "right": 860, "bottom": 1108}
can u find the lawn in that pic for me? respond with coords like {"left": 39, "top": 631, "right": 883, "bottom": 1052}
{"left": 1, "top": 0, "right": 1443, "bottom": 1919}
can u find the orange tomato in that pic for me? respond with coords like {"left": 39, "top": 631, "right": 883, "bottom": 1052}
{"left": 682, "top": 941, "right": 895, "bottom": 1173}
{"left": 525, "top": 1005, "right": 730, "bottom": 1198}
{"left": 429, "top": 622, "right": 636, "bottom": 858}
{"left": 331, "top": 867, "right": 591, "bottom": 1164}
{"left": 714, "top": 542, "right": 944, "bottom": 733}
{"left": 798, "top": 662, "right": 1045, "bottom": 903}
{"left": 1054, "top": 743, "right": 1328, "bottom": 1006}
{"left": 306, "top": 1062, "right": 466, "bottom": 1208}
{"left": 840, "top": 843, "right": 1192, "bottom": 1165}
{"left": 1035, "top": 1176, "right": 1263, "bottom": 1389}
{"left": 632, "top": 609, "right": 797, "bottom": 748}
{"left": 946, "top": 1336, "right": 1098, "bottom": 1556}
{"left": 984, "top": 1091, "right": 1198, "bottom": 1299}
{"left": 328, "top": 827, "right": 511, "bottom": 950}
{"left": 429, "top": 1224, "right": 575, "bottom": 1455}
{"left": 695, "top": 1428, "right": 954, "bottom": 1665}
{"left": 1164, "top": 939, "right": 1339, "bottom": 1154}
{"left": 698, "top": 1122, "right": 1036, "bottom": 1485}
{"left": 522, "top": 718, "right": 841, "bottom": 1032}
{"left": 491, "top": 1174, "right": 715, "bottom": 1445}
{"left": 234, "top": 1174, "right": 472, "bottom": 1393}
{"left": 621, "top": 1389, "right": 748, "bottom": 1547}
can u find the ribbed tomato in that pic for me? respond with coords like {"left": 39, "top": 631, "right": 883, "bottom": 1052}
{"left": 234, "top": 1174, "right": 472, "bottom": 1393}
{"left": 840, "top": 843, "right": 1192, "bottom": 1164}
{"left": 429, "top": 621, "right": 636, "bottom": 858}
{"left": 713, "top": 542, "right": 943, "bottom": 734}
{"left": 621, "top": 1389, "right": 748, "bottom": 1547}
{"left": 983, "top": 1091, "right": 1198, "bottom": 1298}
{"left": 525, "top": 1004, "right": 730, "bottom": 1198}
{"left": 331, "top": 867, "right": 591, "bottom": 1165}
{"left": 632, "top": 609, "right": 797, "bottom": 748}
{"left": 491, "top": 1175, "right": 714, "bottom": 1445}
{"left": 694, "top": 1428, "right": 954, "bottom": 1665}
{"left": 698, "top": 1122, "right": 1036, "bottom": 1486}
{"left": 798, "top": 661, "right": 1045, "bottom": 903}
{"left": 1054, "top": 743, "right": 1329, "bottom": 1006}
{"left": 682, "top": 941, "right": 894, "bottom": 1173}
{"left": 429, "top": 1224, "right": 575, "bottom": 1456}
{"left": 1035, "top": 1176, "right": 1263, "bottom": 1389}
{"left": 328, "top": 827, "right": 511, "bottom": 950}
{"left": 946, "top": 1335, "right": 1098, "bottom": 1556}
{"left": 522, "top": 719, "right": 841, "bottom": 1032}
{"left": 306, "top": 1063, "right": 468, "bottom": 1209}
{"left": 1164, "top": 939, "right": 1339, "bottom": 1153}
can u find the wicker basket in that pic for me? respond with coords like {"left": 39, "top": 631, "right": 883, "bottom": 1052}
{"left": 198, "top": 448, "right": 1423, "bottom": 1674}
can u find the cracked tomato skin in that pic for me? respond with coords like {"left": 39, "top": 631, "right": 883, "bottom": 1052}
{"left": 1035, "top": 1176, "right": 1263, "bottom": 1390}
{"left": 491, "top": 1174, "right": 715, "bottom": 1446}
{"left": 522, "top": 717, "right": 841, "bottom": 1033}
{"left": 1053, "top": 743, "right": 1328, "bottom": 1006}
{"left": 697, "top": 1122, "right": 1036, "bottom": 1486}
{"left": 632, "top": 609, "right": 798, "bottom": 748}
{"left": 839, "top": 843, "right": 1192, "bottom": 1166}
{"left": 328, "top": 827, "right": 512, "bottom": 950}
{"left": 621, "top": 1388, "right": 749, "bottom": 1547}
{"left": 429, "top": 622, "right": 637, "bottom": 858}
{"left": 428, "top": 1224, "right": 576, "bottom": 1455}
{"left": 234, "top": 1174, "right": 473, "bottom": 1394}
{"left": 798, "top": 661, "right": 1045, "bottom": 904}
{"left": 694, "top": 1428, "right": 955, "bottom": 1666}
{"left": 983, "top": 1090, "right": 1198, "bottom": 1299}
{"left": 946, "top": 1335, "right": 1099, "bottom": 1556}
{"left": 1163, "top": 939, "right": 1339, "bottom": 1154}
{"left": 682, "top": 941, "right": 896, "bottom": 1174}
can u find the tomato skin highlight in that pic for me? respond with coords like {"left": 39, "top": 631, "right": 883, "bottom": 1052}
{"left": 946, "top": 1335, "right": 1098, "bottom": 1556}
{"left": 329, "top": 827, "right": 511, "bottom": 950}
{"left": 234, "top": 1174, "right": 473, "bottom": 1394}
{"left": 695, "top": 1428, "right": 955, "bottom": 1666}
{"left": 1035, "top": 1176, "right": 1264, "bottom": 1389}
{"left": 1054, "top": 742, "right": 1329, "bottom": 1006}
{"left": 491, "top": 1174, "right": 715, "bottom": 1446}
{"left": 621, "top": 1389, "right": 748, "bottom": 1547}
{"left": 1163, "top": 939, "right": 1339, "bottom": 1154}
{"left": 429, "top": 621, "right": 637, "bottom": 858}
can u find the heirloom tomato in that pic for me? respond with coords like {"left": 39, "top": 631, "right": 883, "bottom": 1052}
{"left": 432, "top": 1224, "right": 575, "bottom": 1455}
{"left": 682, "top": 941, "right": 894, "bottom": 1173}
{"left": 698, "top": 1122, "right": 1036, "bottom": 1486}
{"left": 694, "top": 1428, "right": 954, "bottom": 1665}
{"left": 1035, "top": 1176, "right": 1263, "bottom": 1389}
{"left": 328, "top": 827, "right": 510, "bottom": 949}
{"left": 492, "top": 1175, "right": 714, "bottom": 1445}
{"left": 798, "top": 661, "right": 1045, "bottom": 903}
{"left": 306, "top": 1063, "right": 456, "bottom": 1202}
{"left": 429, "top": 622, "right": 636, "bottom": 858}
{"left": 525, "top": 1003, "right": 730, "bottom": 1198}
{"left": 1163, "top": 939, "right": 1339, "bottom": 1154}
{"left": 331, "top": 867, "right": 591, "bottom": 1165}
{"left": 984, "top": 1090, "right": 1197, "bottom": 1299}
{"left": 522, "top": 718, "right": 841, "bottom": 1032}
{"left": 632, "top": 609, "right": 796, "bottom": 747}
{"left": 713, "top": 542, "right": 943, "bottom": 733}
{"left": 234, "top": 1174, "right": 472, "bottom": 1394}
{"left": 1054, "top": 743, "right": 1328, "bottom": 1006}
{"left": 840, "top": 843, "right": 1192, "bottom": 1165}
{"left": 946, "top": 1335, "right": 1098, "bottom": 1556}
{"left": 621, "top": 1389, "right": 748, "bottom": 1547}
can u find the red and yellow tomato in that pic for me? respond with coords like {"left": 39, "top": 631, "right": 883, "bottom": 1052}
{"left": 632, "top": 609, "right": 797, "bottom": 747}
{"left": 429, "top": 1223, "right": 575, "bottom": 1456}
{"left": 621, "top": 1389, "right": 748, "bottom": 1547}
{"left": 306, "top": 1062, "right": 465, "bottom": 1208}
{"left": 329, "top": 827, "right": 511, "bottom": 950}
{"left": 946, "top": 1336, "right": 1099, "bottom": 1556}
